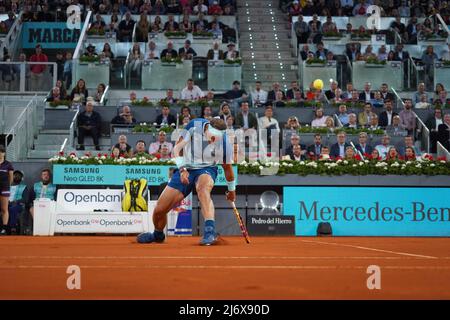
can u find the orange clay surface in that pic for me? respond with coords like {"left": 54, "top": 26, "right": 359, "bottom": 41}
{"left": 0, "top": 236, "right": 449, "bottom": 299}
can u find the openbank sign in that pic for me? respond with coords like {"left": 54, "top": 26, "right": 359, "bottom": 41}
{"left": 283, "top": 187, "right": 450, "bottom": 236}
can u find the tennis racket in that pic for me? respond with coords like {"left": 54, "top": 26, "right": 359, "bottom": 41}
{"left": 230, "top": 201, "right": 250, "bottom": 244}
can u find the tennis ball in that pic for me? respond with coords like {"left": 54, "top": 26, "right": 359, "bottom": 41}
{"left": 313, "top": 79, "right": 324, "bottom": 90}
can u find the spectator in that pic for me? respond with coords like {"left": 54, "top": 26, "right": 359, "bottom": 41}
{"left": 156, "top": 144, "right": 172, "bottom": 160}
{"left": 0, "top": 145, "right": 13, "bottom": 235}
{"left": 193, "top": 12, "right": 209, "bottom": 31}
{"left": 386, "top": 115, "right": 407, "bottom": 136}
{"left": 113, "top": 135, "right": 133, "bottom": 157}
{"left": 225, "top": 80, "right": 247, "bottom": 100}
{"left": 393, "top": 43, "right": 410, "bottom": 61}
{"left": 8, "top": 170, "right": 29, "bottom": 235}
{"left": 413, "top": 82, "right": 428, "bottom": 105}
{"left": 29, "top": 44, "right": 48, "bottom": 91}
{"left": 433, "top": 90, "right": 449, "bottom": 106}
{"left": 160, "top": 41, "right": 178, "bottom": 59}
{"left": 109, "top": 13, "right": 120, "bottom": 33}
{"left": 289, "top": 144, "right": 306, "bottom": 161}
{"left": 76, "top": 100, "right": 102, "bottom": 150}
{"left": 379, "top": 99, "right": 398, "bottom": 127}
{"left": 438, "top": 113, "right": 450, "bottom": 150}
{"left": 375, "top": 134, "right": 393, "bottom": 159}
{"left": 294, "top": 15, "right": 309, "bottom": 44}
{"left": 337, "top": 104, "right": 349, "bottom": 125}
{"left": 285, "top": 134, "right": 306, "bottom": 158}
{"left": 94, "top": 83, "right": 106, "bottom": 103}
{"left": 299, "top": 44, "right": 314, "bottom": 61}
{"left": 146, "top": 41, "right": 160, "bottom": 60}
{"left": 235, "top": 101, "right": 258, "bottom": 130}
{"left": 207, "top": 42, "right": 224, "bottom": 60}
{"left": 366, "top": 113, "right": 381, "bottom": 130}
{"left": 193, "top": 0, "right": 208, "bottom": 14}
{"left": 226, "top": 115, "right": 235, "bottom": 130}
{"left": 379, "top": 83, "right": 395, "bottom": 101}
{"left": 179, "top": 14, "right": 193, "bottom": 33}
{"left": 155, "top": 105, "right": 176, "bottom": 126}
{"left": 370, "top": 148, "right": 381, "bottom": 160}
{"left": 426, "top": 108, "right": 443, "bottom": 153}
{"left": 29, "top": 169, "right": 56, "bottom": 219}
{"left": 163, "top": 89, "right": 178, "bottom": 104}
{"left": 325, "top": 80, "right": 339, "bottom": 101}
{"left": 167, "top": 0, "right": 181, "bottom": 14}
{"left": 345, "top": 113, "right": 359, "bottom": 128}
{"left": 421, "top": 46, "right": 438, "bottom": 90}
{"left": 386, "top": 147, "right": 400, "bottom": 161}
{"left": 315, "top": 42, "right": 329, "bottom": 60}
{"left": 83, "top": 43, "right": 98, "bottom": 58}
{"left": 55, "top": 51, "right": 65, "bottom": 81}
{"left": 273, "top": 91, "right": 286, "bottom": 107}
{"left": 399, "top": 99, "right": 416, "bottom": 135}
{"left": 111, "top": 105, "right": 137, "bottom": 126}
{"left": 341, "top": 83, "right": 354, "bottom": 100}
{"left": 201, "top": 105, "right": 214, "bottom": 120}
{"left": 346, "top": 43, "right": 361, "bottom": 62}
{"left": 164, "top": 14, "right": 179, "bottom": 31}
{"left": 355, "top": 132, "right": 374, "bottom": 156}
{"left": 118, "top": 11, "right": 135, "bottom": 42}
{"left": 319, "top": 146, "right": 331, "bottom": 160}
{"left": 353, "top": 0, "right": 369, "bottom": 16}
{"left": 404, "top": 146, "right": 417, "bottom": 161}
{"left": 325, "top": 116, "right": 336, "bottom": 132}
{"left": 415, "top": 94, "right": 431, "bottom": 109}
{"left": 208, "top": 1, "right": 223, "bottom": 15}
{"left": 344, "top": 146, "right": 358, "bottom": 161}
{"left": 359, "top": 82, "right": 374, "bottom": 102}
{"left": 178, "top": 40, "right": 197, "bottom": 60}
{"left": 129, "top": 43, "right": 144, "bottom": 76}
{"left": 307, "top": 134, "right": 324, "bottom": 160}
{"left": 358, "top": 102, "right": 373, "bottom": 127}
{"left": 70, "top": 79, "right": 89, "bottom": 103}
{"left": 102, "top": 43, "right": 114, "bottom": 60}
{"left": 46, "top": 86, "right": 64, "bottom": 103}
{"left": 251, "top": 81, "right": 268, "bottom": 107}
{"left": 149, "top": 131, "right": 174, "bottom": 155}
{"left": 0, "top": 54, "right": 18, "bottom": 91}
{"left": 330, "top": 131, "right": 351, "bottom": 159}
{"left": 180, "top": 79, "right": 204, "bottom": 100}
{"left": 151, "top": 15, "right": 163, "bottom": 32}
{"left": 90, "top": 13, "right": 106, "bottom": 31}
{"left": 134, "top": 140, "right": 150, "bottom": 156}
{"left": 285, "top": 116, "right": 301, "bottom": 130}
{"left": 178, "top": 106, "right": 195, "bottom": 123}
{"left": 286, "top": 81, "right": 301, "bottom": 100}
{"left": 219, "top": 103, "right": 233, "bottom": 122}
{"left": 224, "top": 43, "right": 239, "bottom": 60}
{"left": 433, "top": 83, "right": 446, "bottom": 102}
{"left": 311, "top": 108, "right": 327, "bottom": 127}
{"left": 63, "top": 51, "right": 73, "bottom": 90}
{"left": 399, "top": 135, "right": 421, "bottom": 157}
{"left": 55, "top": 80, "right": 68, "bottom": 100}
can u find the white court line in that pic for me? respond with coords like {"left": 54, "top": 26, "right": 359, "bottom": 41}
{"left": 0, "top": 255, "right": 434, "bottom": 260}
{"left": 300, "top": 239, "right": 438, "bottom": 260}
{"left": 0, "top": 265, "right": 450, "bottom": 270}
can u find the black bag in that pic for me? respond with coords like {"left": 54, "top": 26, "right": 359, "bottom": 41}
{"left": 317, "top": 222, "right": 332, "bottom": 236}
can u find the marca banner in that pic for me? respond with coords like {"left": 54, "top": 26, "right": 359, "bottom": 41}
{"left": 22, "top": 22, "right": 83, "bottom": 49}
{"left": 53, "top": 213, "right": 149, "bottom": 233}
{"left": 52, "top": 164, "right": 237, "bottom": 186}
{"left": 283, "top": 186, "right": 450, "bottom": 237}
{"left": 167, "top": 193, "right": 192, "bottom": 236}
{"left": 56, "top": 189, "right": 123, "bottom": 212}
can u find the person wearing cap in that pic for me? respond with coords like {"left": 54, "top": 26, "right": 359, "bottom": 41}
{"left": 76, "top": 100, "right": 102, "bottom": 150}
{"left": 0, "top": 145, "right": 13, "bottom": 235}
{"left": 83, "top": 43, "right": 98, "bottom": 57}
{"left": 207, "top": 41, "right": 224, "bottom": 60}
{"left": 160, "top": 41, "right": 178, "bottom": 59}
{"left": 29, "top": 44, "right": 48, "bottom": 91}
{"left": 225, "top": 80, "right": 247, "bottom": 100}
{"left": 178, "top": 39, "right": 197, "bottom": 60}
{"left": 224, "top": 42, "right": 239, "bottom": 59}
{"left": 8, "top": 170, "right": 29, "bottom": 235}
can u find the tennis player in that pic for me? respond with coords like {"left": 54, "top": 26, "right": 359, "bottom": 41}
{"left": 137, "top": 117, "right": 236, "bottom": 245}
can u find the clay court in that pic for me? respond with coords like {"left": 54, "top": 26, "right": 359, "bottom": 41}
{"left": 0, "top": 236, "right": 449, "bottom": 299}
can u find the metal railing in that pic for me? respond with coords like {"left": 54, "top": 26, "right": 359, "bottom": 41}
{"left": 73, "top": 10, "right": 93, "bottom": 60}
{"left": 416, "top": 115, "right": 430, "bottom": 153}
{"left": 391, "top": 87, "right": 404, "bottom": 110}
{"left": 437, "top": 141, "right": 450, "bottom": 161}
{"left": 99, "top": 85, "right": 110, "bottom": 105}
{"left": 68, "top": 110, "right": 80, "bottom": 150}
{"left": 3, "top": 96, "right": 39, "bottom": 161}
{"left": 0, "top": 12, "right": 23, "bottom": 60}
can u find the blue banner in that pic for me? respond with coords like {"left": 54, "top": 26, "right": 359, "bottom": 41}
{"left": 283, "top": 186, "right": 450, "bottom": 237}
{"left": 53, "top": 164, "right": 237, "bottom": 186}
{"left": 22, "top": 22, "right": 83, "bottom": 49}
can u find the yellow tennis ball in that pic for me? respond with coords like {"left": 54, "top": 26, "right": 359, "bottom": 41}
{"left": 313, "top": 79, "right": 324, "bottom": 90}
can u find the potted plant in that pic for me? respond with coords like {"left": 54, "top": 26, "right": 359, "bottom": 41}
{"left": 193, "top": 31, "right": 213, "bottom": 38}
{"left": 131, "top": 97, "right": 154, "bottom": 106}
{"left": 350, "top": 31, "right": 371, "bottom": 40}
{"left": 164, "top": 31, "right": 187, "bottom": 39}
{"left": 79, "top": 55, "right": 101, "bottom": 64}
{"left": 305, "top": 57, "right": 326, "bottom": 66}
{"left": 365, "top": 57, "right": 387, "bottom": 67}
{"left": 224, "top": 58, "right": 242, "bottom": 65}
{"left": 322, "top": 31, "right": 343, "bottom": 40}
{"left": 47, "top": 100, "right": 72, "bottom": 109}
{"left": 87, "top": 28, "right": 105, "bottom": 36}
{"left": 161, "top": 56, "right": 183, "bottom": 64}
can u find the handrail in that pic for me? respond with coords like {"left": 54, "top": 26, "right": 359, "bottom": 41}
{"left": 435, "top": 14, "right": 450, "bottom": 35}
{"left": 334, "top": 113, "right": 343, "bottom": 127}
{"left": 389, "top": 27, "right": 402, "bottom": 45}
{"left": 100, "top": 85, "right": 109, "bottom": 105}
{"left": 391, "top": 87, "right": 405, "bottom": 110}
{"left": 350, "top": 140, "right": 364, "bottom": 160}
{"left": 73, "top": 10, "right": 93, "bottom": 59}
{"left": 437, "top": 141, "right": 450, "bottom": 161}
{"left": 0, "top": 11, "right": 23, "bottom": 60}
{"left": 416, "top": 114, "right": 430, "bottom": 153}
{"left": 68, "top": 110, "right": 80, "bottom": 149}
{"left": 125, "top": 51, "right": 131, "bottom": 88}
{"left": 408, "top": 56, "right": 419, "bottom": 90}
{"left": 60, "top": 138, "right": 68, "bottom": 153}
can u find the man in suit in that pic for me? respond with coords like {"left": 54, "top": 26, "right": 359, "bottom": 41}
{"left": 160, "top": 41, "right": 178, "bottom": 59}
{"left": 346, "top": 43, "right": 361, "bottom": 62}
{"left": 289, "top": 144, "right": 306, "bottom": 161}
{"left": 155, "top": 105, "right": 176, "bottom": 126}
{"left": 340, "top": 83, "right": 354, "bottom": 100}
{"left": 354, "top": 132, "right": 374, "bottom": 156}
{"left": 235, "top": 101, "right": 258, "bottom": 130}
{"left": 325, "top": 80, "right": 339, "bottom": 101}
{"left": 398, "top": 135, "right": 421, "bottom": 156}
{"left": 299, "top": 44, "right": 313, "bottom": 61}
{"left": 76, "top": 100, "right": 102, "bottom": 150}
{"left": 163, "top": 14, "right": 179, "bottom": 31}
{"left": 438, "top": 114, "right": 450, "bottom": 150}
{"left": 378, "top": 99, "right": 398, "bottom": 128}
{"left": 206, "top": 42, "right": 224, "bottom": 60}
{"left": 193, "top": 12, "right": 209, "bottom": 31}
{"left": 286, "top": 81, "right": 301, "bottom": 100}
{"left": 330, "top": 131, "right": 351, "bottom": 159}
{"left": 359, "top": 82, "right": 374, "bottom": 102}
{"left": 393, "top": 43, "right": 410, "bottom": 61}
{"left": 178, "top": 40, "right": 197, "bottom": 59}
{"left": 315, "top": 41, "right": 329, "bottom": 60}
{"left": 358, "top": 103, "right": 374, "bottom": 127}
{"left": 426, "top": 108, "right": 443, "bottom": 153}
{"left": 285, "top": 134, "right": 306, "bottom": 158}
{"left": 379, "top": 83, "right": 395, "bottom": 101}
{"left": 306, "top": 133, "right": 323, "bottom": 160}
{"left": 267, "top": 82, "right": 286, "bottom": 102}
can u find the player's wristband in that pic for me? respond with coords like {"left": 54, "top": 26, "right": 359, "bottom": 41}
{"left": 174, "top": 156, "right": 185, "bottom": 169}
{"left": 226, "top": 180, "right": 236, "bottom": 192}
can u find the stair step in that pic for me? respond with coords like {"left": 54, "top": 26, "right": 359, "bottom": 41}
{"left": 39, "top": 129, "right": 70, "bottom": 135}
